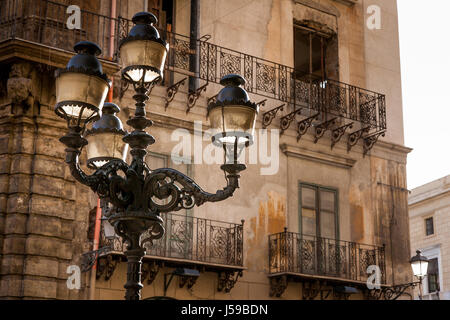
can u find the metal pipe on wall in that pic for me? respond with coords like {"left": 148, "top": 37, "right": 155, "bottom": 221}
{"left": 189, "top": 0, "right": 199, "bottom": 92}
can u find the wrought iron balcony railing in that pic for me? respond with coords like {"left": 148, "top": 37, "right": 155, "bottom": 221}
{"left": 0, "top": 0, "right": 116, "bottom": 59}
{"left": 100, "top": 212, "right": 244, "bottom": 268}
{"left": 268, "top": 230, "right": 386, "bottom": 284}
{"left": 1, "top": 0, "right": 387, "bottom": 151}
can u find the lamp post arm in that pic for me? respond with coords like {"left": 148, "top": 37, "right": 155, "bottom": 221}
{"left": 142, "top": 166, "right": 244, "bottom": 213}
{"left": 61, "top": 129, "right": 130, "bottom": 196}
{"left": 65, "top": 148, "right": 95, "bottom": 187}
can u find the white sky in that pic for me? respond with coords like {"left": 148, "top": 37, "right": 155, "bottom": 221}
{"left": 397, "top": 0, "right": 450, "bottom": 189}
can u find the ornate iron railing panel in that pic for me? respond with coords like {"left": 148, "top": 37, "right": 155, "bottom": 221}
{"left": 0, "top": 0, "right": 116, "bottom": 59}
{"left": 268, "top": 230, "right": 386, "bottom": 284}
{"left": 1, "top": 0, "right": 387, "bottom": 132}
{"left": 100, "top": 212, "right": 244, "bottom": 267}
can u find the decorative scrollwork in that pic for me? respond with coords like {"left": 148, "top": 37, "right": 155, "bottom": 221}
{"left": 297, "top": 113, "right": 319, "bottom": 142}
{"left": 313, "top": 117, "right": 337, "bottom": 143}
{"left": 164, "top": 77, "right": 187, "bottom": 110}
{"left": 141, "top": 261, "right": 161, "bottom": 285}
{"left": 262, "top": 104, "right": 284, "bottom": 129}
{"left": 206, "top": 94, "right": 218, "bottom": 117}
{"left": 269, "top": 275, "right": 288, "bottom": 297}
{"left": 256, "top": 62, "right": 275, "bottom": 94}
{"left": 186, "top": 82, "right": 208, "bottom": 113}
{"left": 331, "top": 122, "right": 353, "bottom": 149}
{"left": 220, "top": 52, "right": 241, "bottom": 78}
{"left": 280, "top": 108, "right": 302, "bottom": 134}
{"left": 96, "top": 255, "right": 119, "bottom": 281}
{"left": 347, "top": 127, "right": 370, "bottom": 153}
{"left": 366, "top": 282, "right": 418, "bottom": 300}
{"left": 256, "top": 99, "right": 267, "bottom": 108}
{"left": 363, "top": 130, "right": 386, "bottom": 157}
{"left": 80, "top": 246, "right": 112, "bottom": 272}
{"left": 217, "top": 271, "right": 243, "bottom": 293}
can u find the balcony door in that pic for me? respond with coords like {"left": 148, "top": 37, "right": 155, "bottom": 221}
{"left": 298, "top": 183, "right": 339, "bottom": 276}
{"left": 146, "top": 152, "right": 193, "bottom": 260}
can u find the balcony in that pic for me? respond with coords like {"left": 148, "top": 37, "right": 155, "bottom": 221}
{"left": 83, "top": 212, "right": 245, "bottom": 293}
{"left": 0, "top": 0, "right": 119, "bottom": 73}
{"left": 268, "top": 230, "right": 386, "bottom": 299}
{"left": 1, "top": 0, "right": 387, "bottom": 154}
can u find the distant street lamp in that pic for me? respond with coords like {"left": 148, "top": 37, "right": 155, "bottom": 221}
{"left": 54, "top": 12, "right": 257, "bottom": 300}
{"left": 410, "top": 250, "right": 429, "bottom": 300}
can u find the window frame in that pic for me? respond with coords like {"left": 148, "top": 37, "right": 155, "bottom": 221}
{"left": 298, "top": 181, "right": 339, "bottom": 240}
{"left": 424, "top": 216, "right": 435, "bottom": 237}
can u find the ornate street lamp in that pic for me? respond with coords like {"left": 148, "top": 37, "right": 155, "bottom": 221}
{"left": 410, "top": 250, "right": 429, "bottom": 300}
{"left": 55, "top": 12, "right": 255, "bottom": 300}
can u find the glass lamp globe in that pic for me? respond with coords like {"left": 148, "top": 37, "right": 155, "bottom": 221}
{"left": 410, "top": 250, "right": 429, "bottom": 279}
{"left": 208, "top": 74, "right": 258, "bottom": 148}
{"left": 85, "top": 103, "right": 128, "bottom": 169}
{"left": 119, "top": 12, "right": 169, "bottom": 84}
{"left": 54, "top": 41, "right": 111, "bottom": 125}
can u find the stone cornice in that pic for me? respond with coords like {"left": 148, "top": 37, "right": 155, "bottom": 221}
{"left": 0, "top": 39, "right": 119, "bottom": 76}
{"left": 294, "top": 0, "right": 341, "bottom": 17}
{"left": 280, "top": 143, "right": 356, "bottom": 169}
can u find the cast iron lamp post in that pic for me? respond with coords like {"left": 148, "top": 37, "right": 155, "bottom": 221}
{"left": 410, "top": 250, "right": 429, "bottom": 300}
{"left": 54, "top": 12, "right": 258, "bottom": 300}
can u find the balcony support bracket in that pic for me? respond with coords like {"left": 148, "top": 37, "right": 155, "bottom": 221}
{"left": 256, "top": 99, "right": 267, "bottom": 109}
{"left": 142, "top": 261, "right": 161, "bottom": 285}
{"left": 206, "top": 94, "right": 218, "bottom": 117}
{"left": 331, "top": 122, "right": 353, "bottom": 149}
{"left": 186, "top": 82, "right": 208, "bottom": 114}
{"left": 297, "top": 113, "right": 320, "bottom": 142}
{"left": 269, "top": 275, "right": 288, "bottom": 297}
{"left": 262, "top": 104, "right": 285, "bottom": 129}
{"left": 96, "top": 254, "right": 119, "bottom": 281}
{"left": 280, "top": 108, "right": 302, "bottom": 134}
{"left": 313, "top": 117, "right": 337, "bottom": 143}
{"left": 363, "top": 130, "right": 386, "bottom": 157}
{"left": 347, "top": 126, "right": 371, "bottom": 153}
{"left": 217, "top": 270, "right": 243, "bottom": 293}
{"left": 164, "top": 77, "right": 187, "bottom": 110}
{"left": 80, "top": 245, "right": 112, "bottom": 272}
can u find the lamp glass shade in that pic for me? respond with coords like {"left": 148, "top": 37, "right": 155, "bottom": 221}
{"left": 411, "top": 259, "right": 429, "bottom": 279}
{"left": 120, "top": 40, "right": 167, "bottom": 83}
{"left": 208, "top": 105, "right": 257, "bottom": 145}
{"left": 86, "top": 132, "right": 129, "bottom": 169}
{"left": 55, "top": 72, "right": 110, "bottom": 119}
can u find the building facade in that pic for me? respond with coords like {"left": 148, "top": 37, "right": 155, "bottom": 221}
{"left": 409, "top": 175, "right": 450, "bottom": 300}
{"left": 0, "top": 0, "right": 413, "bottom": 300}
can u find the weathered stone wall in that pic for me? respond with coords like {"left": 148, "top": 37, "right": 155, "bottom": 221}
{"left": 0, "top": 62, "right": 92, "bottom": 299}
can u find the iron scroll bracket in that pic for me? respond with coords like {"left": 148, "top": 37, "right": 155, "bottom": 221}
{"left": 297, "top": 113, "right": 320, "bottom": 141}
{"left": 313, "top": 117, "right": 337, "bottom": 143}
{"left": 331, "top": 122, "right": 354, "bottom": 149}
{"left": 262, "top": 104, "right": 285, "bottom": 129}
{"left": 164, "top": 77, "right": 187, "bottom": 110}
{"left": 363, "top": 130, "right": 386, "bottom": 157}
{"left": 347, "top": 126, "right": 371, "bottom": 153}
{"left": 186, "top": 82, "right": 208, "bottom": 114}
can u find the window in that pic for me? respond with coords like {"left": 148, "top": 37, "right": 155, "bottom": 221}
{"left": 427, "top": 258, "right": 440, "bottom": 293}
{"left": 147, "top": 0, "right": 174, "bottom": 32}
{"left": 146, "top": 152, "right": 193, "bottom": 259}
{"left": 293, "top": 26, "right": 339, "bottom": 81}
{"left": 425, "top": 217, "right": 434, "bottom": 236}
{"left": 299, "top": 183, "right": 338, "bottom": 239}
